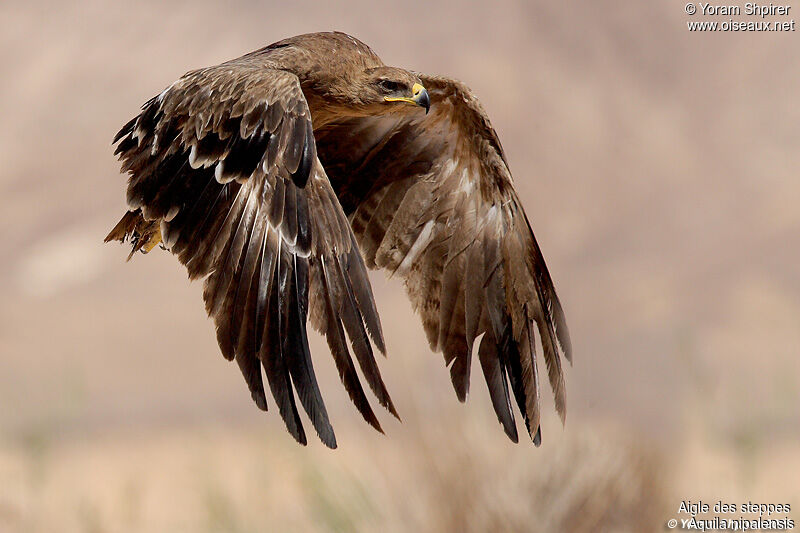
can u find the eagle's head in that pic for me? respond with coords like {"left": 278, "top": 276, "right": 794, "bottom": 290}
{"left": 306, "top": 65, "right": 430, "bottom": 123}
{"left": 363, "top": 66, "right": 430, "bottom": 114}
{"left": 283, "top": 33, "right": 430, "bottom": 124}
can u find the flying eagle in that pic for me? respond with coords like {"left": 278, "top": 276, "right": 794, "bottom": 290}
{"left": 106, "top": 32, "right": 571, "bottom": 448}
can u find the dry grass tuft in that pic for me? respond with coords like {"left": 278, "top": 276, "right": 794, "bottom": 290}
{"left": 377, "top": 422, "right": 669, "bottom": 533}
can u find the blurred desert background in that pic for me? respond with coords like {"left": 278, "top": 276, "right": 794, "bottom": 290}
{"left": 1, "top": 1, "right": 798, "bottom": 531}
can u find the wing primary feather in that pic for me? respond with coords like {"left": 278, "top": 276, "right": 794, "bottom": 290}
{"left": 486, "top": 262, "right": 540, "bottom": 443}
{"left": 478, "top": 331, "right": 518, "bottom": 442}
{"left": 334, "top": 256, "right": 399, "bottom": 419}
{"left": 255, "top": 226, "right": 278, "bottom": 351}
{"left": 319, "top": 260, "right": 383, "bottom": 433}
{"left": 530, "top": 300, "right": 566, "bottom": 424}
{"left": 260, "top": 239, "right": 307, "bottom": 445}
{"left": 188, "top": 184, "right": 246, "bottom": 280}
{"left": 463, "top": 241, "right": 484, "bottom": 363}
{"left": 209, "top": 191, "right": 257, "bottom": 360}
{"left": 235, "top": 347, "right": 268, "bottom": 411}
{"left": 224, "top": 201, "right": 260, "bottom": 351}
{"left": 227, "top": 206, "right": 269, "bottom": 412}
{"left": 232, "top": 205, "right": 266, "bottom": 352}
{"left": 344, "top": 235, "right": 386, "bottom": 354}
{"left": 439, "top": 250, "right": 470, "bottom": 401}
{"left": 524, "top": 215, "right": 573, "bottom": 364}
{"left": 283, "top": 254, "right": 337, "bottom": 448}
{"left": 498, "top": 325, "right": 536, "bottom": 441}
{"left": 231, "top": 206, "right": 268, "bottom": 410}
{"left": 522, "top": 310, "right": 542, "bottom": 440}
{"left": 173, "top": 180, "right": 230, "bottom": 265}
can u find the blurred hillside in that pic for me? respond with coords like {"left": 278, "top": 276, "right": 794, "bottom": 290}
{"left": 0, "top": 1, "right": 798, "bottom": 531}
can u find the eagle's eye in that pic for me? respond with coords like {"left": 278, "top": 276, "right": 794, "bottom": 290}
{"left": 378, "top": 79, "right": 402, "bottom": 93}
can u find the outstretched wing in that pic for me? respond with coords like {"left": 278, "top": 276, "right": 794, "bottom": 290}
{"left": 111, "top": 60, "right": 396, "bottom": 448}
{"left": 315, "top": 75, "right": 572, "bottom": 444}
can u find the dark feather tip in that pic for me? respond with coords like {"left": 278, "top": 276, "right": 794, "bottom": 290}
{"left": 504, "top": 423, "right": 519, "bottom": 443}
{"left": 386, "top": 399, "right": 401, "bottom": 422}
{"left": 252, "top": 391, "right": 268, "bottom": 411}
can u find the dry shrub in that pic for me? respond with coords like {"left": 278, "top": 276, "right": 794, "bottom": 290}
{"left": 376, "top": 420, "right": 669, "bottom": 533}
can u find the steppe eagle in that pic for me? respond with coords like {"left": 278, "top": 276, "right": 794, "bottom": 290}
{"left": 106, "top": 31, "right": 572, "bottom": 448}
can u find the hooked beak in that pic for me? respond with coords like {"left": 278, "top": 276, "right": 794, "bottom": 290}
{"left": 385, "top": 82, "right": 430, "bottom": 114}
{"left": 412, "top": 83, "right": 430, "bottom": 114}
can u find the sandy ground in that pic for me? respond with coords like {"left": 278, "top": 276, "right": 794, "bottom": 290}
{"left": 0, "top": 1, "right": 798, "bottom": 531}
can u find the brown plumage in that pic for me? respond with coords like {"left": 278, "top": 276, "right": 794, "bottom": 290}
{"left": 106, "top": 31, "right": 571, "bottom": 448}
